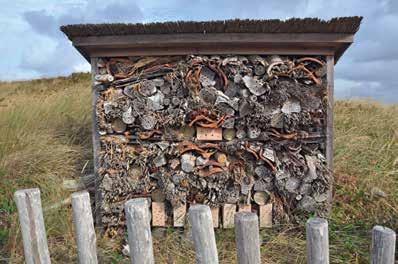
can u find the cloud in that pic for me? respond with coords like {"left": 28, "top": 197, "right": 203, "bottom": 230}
{"left": 1, "top": 0, "right": 397, "bottom": 102}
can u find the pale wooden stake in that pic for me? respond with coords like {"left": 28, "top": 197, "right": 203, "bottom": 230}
{"left": 371, "top": 225, "right": 396, "bottom": 264}
{"left": 259, "top": 203, "right": 272, "bottom": 228}
{"left": 71, "top": 191, "right": 98, "bottom": 264}
{"left": 152, "top": 202, "right": 166, "bottom": 227}
{"left": 234, "top": 212, "right": 261, "bottom": 264}
{"left": 306, "top": 217, "right": 329, "bottom": 264}
{"left": 14, "top": 188, "right": 51, "bottom": 264}
{"left": 188, "top": 204, "right": 219, "bottom": 264}
{"left": 125, "top": 198, "right": 154, "bottom": 264}
{"left": 222, "top": 204, "right": 236, "bottom": 228}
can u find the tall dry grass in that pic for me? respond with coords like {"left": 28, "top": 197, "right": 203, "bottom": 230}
{"left": 0, "top": 74, "right": 396, "bottom": 263}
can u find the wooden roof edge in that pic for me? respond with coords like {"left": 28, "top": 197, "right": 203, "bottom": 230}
{"left": 71, "top": 32, "right": 355, "bottom": 64}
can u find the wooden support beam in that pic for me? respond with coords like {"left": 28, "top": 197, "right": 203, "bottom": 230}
{"left": 238, "top": 204, "right": 251, "bottom": 213}
{"left": 173, "top": 203, "right": 186, "bottom": 227}
{"left": 196, "top": 127, "right": 222, "bottom": 141}
{"left": 222, "top": 204, "right": 237, "bottom": 228}
{"left": 259, "top": 203, "right": 273, "bottom": 228}
{"left": 210, "top": 207, "right": 220, "bottom": 228}
{"left": 152, "top": 202, "right": 166, "bottom": 227}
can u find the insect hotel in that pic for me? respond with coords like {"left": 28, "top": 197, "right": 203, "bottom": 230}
{"left": 61, "top": 17, "right": 361, "bottom": 236}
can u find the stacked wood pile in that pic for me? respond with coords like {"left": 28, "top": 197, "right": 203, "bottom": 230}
{"left": 93, "top": 55, "right": 331, "bottom": 236}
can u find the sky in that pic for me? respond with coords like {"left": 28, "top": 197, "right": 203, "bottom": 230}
{"left": 0, "top": 0, "right": 397, "bottom": 103}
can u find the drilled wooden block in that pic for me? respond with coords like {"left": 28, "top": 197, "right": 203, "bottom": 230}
{"left": 196, "top": 127, "right": 222, "bottom": 141}
{"left": 238, "top": 204, "right": 251, "bottom": 213}
{"left": 259, "top": 203, "right": 272, "bottom": 228}
{"left": 210, "top": 207, "right": 220, "bottom": 228}
{"left": 173, "top": 204, "right": 186, "bottom": 227}
{"left": 222, "top": 204, "right": 236, "bottom": 228}
{"left": 152, "top": 202, "right": 166, "bottom": 227}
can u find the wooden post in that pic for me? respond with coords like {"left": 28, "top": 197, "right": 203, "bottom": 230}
{"left": 259, "top": 203, "right": 272, "bottom": 228}
{"left": 371, "top": 225, "right": 396, "bottom": 264}
{"left": 14, "top": 188, "right": 51, "bottom": 264}
{"left": 306, "top": 217, "right": 329, "bottom": 264}
{"left": 71, "top": 191, "right": 98, "bottom": 264}
{"left": 125, "top": 198, "right": 154, "bottom": 264}
{"left": 188, "top": 204, "right": 219, "bottom": 264}
{"left": 234, "top": 212, "right": 261, "bottom": 264}
{"left": 90, "top": 57, "right": 103, "bottom": 230}
{"left": 222, "top": 204, "right": 236, "bottom": 228}
{"left": 326, "top": 55, "right": 334, "bottom": 172}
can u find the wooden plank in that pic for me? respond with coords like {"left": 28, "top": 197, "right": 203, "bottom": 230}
{"left": 238, "top": 204, "right": 251, "bottom": 213}
{"left": 326, "top": 55, "right": 334, "bottom": 172}
{"left": 306, "top": 218, "right": 329, "bottom": 264}
{"left": 188, "top": 205, "right": 219, "bottom": 264}
{"left": 173, "top": 203, "right": 186, "bottom": 227}
{"left": 86, "top": 45, "right": 335, "bottom": 59}
{"left": 125, "top": 198, "right": 154, "bottom": 264}
{"left": 235, "top": 212, "right": 261, "bottom": 264}
{"left": 71, "top": 191, "right": 98, "bottom": 263}
{"left": 196, "top": 127, "right": 222, "bottom": 141}
{"left": 222, "top": 204, "right": 237, "bottom": 228}
{"left": 75, "top": 33, "right": 354, "bottom": 47}
{"left": 371, "top": 226, "right": 396, "bottom": 264}
{"left": 14, "top": 188, "right": 51, "bottom": 264}
{"left": 210, "top": 207, "right": 220, "bottom": 228}
{"left": 91, "top": 57, "right": 103, "bottom": 231}
{"left": 152, "top": 202, "right": 166, "bottom": 227}
{"left": 259, "top": 203, "right": 273, "bottom": 228}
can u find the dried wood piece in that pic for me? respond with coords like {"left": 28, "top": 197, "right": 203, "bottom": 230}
{"left": 222, "top": 204, "right": 236, "bottom": 228}
{"left": 152, "top": 202, "right": 166, "bottom": 227}
{"left": 259, "top": 203, "right": 273, "bottom": 228}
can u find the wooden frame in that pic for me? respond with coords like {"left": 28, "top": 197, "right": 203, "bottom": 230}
{"left": 83, "top": 31, "right": 350, "bottom": 228}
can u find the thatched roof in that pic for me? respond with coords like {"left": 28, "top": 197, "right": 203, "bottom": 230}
{"left": 61, "top": 17, "right": 362, "bottom": 39}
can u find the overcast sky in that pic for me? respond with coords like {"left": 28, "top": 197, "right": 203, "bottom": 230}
{"left": 0, "top": 0, "right": 397, "bottom": 103}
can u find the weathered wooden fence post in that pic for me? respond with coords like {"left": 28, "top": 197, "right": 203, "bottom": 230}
{"left": 125, "top": 198, "right": 154, "bottom": 264}
{"left": 234, "top": 212, "right": 261, "bottom": 264}
{"left": 306, "top": 217, "right": 329, "bottom": 264}
{"left": 71, "top": 191, "right": 98, "bottom": 264}
{"left": 14, "top": 188, "right": 51, "bottom": 264}
{"left": 188, "top": 204, "right": 219, "bottom": 264}
{"left": 371, "top": 225, "right": 396, "bottom": 264}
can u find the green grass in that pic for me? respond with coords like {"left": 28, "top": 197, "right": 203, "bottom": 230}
{"left": 0, "top": 74, "right": 397, "bottom": 263}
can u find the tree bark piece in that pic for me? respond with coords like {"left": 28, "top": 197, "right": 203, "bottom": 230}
{"left": 259, "top": 203, "right": 272, "bottom": 228}
{"left": 306, "top": 217, "right": 329, "bottom": 264}
{"left": 234, "top": 212, "right": 261, "bottom": 264}
{"left": 188, "top": 204, "right": 219, "bottom": 264}
{"left": 222, "top": 204, "right": 236, "bottom": 228}
{"left": 125, "top": 198, "right": 154, "bottom": 264}
{"left": 71, "top": 191, "right": 98, "bottom": 264}
{"left": 152, "top": 202, "right": 166, "bottom": 227}
{"left": 14, "top": 188, "right": 51, "bottom": 264}
{"left": 371, "top": 225, "right": 396, "bottom": 264}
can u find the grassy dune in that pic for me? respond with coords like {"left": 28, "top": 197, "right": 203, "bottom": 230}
{"left": 0, "top": 74, "right": 397, "bottom": 263}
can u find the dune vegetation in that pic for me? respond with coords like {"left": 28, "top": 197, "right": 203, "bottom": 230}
{"left": 0, "top": 73, "right": 397, "bottom": 263}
